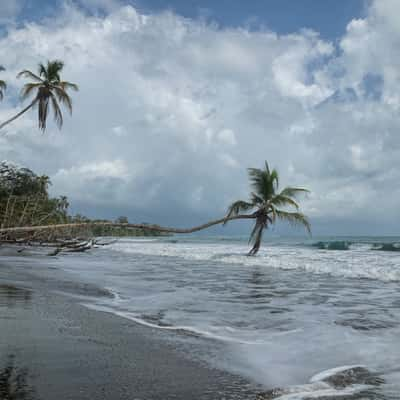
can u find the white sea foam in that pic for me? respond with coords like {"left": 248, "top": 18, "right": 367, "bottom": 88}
{"left": 83, "top": 302, "right": 273, "bottom": 345}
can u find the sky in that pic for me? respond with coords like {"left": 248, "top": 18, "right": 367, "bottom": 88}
{"left": 0, "top": 0, "right": 399, "bottom": 235}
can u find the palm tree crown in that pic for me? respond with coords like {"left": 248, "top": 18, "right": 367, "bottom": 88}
{"left": 0, "top": 60, "right": 78, "bottom": 131}
{"left": 225, "top": 161, "right": 311, "bottom": 255}
{"left": 19, "top": 60, "right": 78, "bottom": 131}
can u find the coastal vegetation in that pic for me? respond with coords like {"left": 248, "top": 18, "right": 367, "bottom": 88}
{"left": 0, "top": 60, "right": 78, "bottom": 131}
{"left": 0, "top": 161, "right": 310, "bottom": 255}
{"left": 0, "top": 162, "right": 165, "bottom": 244}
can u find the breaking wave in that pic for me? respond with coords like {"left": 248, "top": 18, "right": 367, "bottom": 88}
{"left": 311, "top": 240, "right": 400, "bottom": 251}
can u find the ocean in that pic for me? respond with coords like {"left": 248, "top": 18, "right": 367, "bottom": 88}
{"left": 19, "top": 235, "right": 400, "bottom": 398}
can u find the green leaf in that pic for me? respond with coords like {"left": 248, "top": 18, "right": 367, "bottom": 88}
{"left": 275, "top": 210, "right": 311, "bottom": 234}
{"left": 279, "top": 187, "right": 310, "bottom": 199}
{"left": 225, "top": 200, "right": 254, "bottom": 223}
{"left": 270, "top": 194, "right": 300, "bottom": 210}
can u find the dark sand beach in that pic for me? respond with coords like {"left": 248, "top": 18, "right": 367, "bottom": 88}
{"left": 0, "top": 257, "right": 259, "bottom": 400}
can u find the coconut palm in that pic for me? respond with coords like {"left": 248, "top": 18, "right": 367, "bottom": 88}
{"left": 0, "top": 60, "right": 78, "bottom": 131}
{"left": 0, "top": 65, "right": 6, "bottom": 100}
{"left": 225, "top": 162, "right": 310, "bottom": 255}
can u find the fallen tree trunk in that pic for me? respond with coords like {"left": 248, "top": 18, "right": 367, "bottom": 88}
{"left": 0, "top": 213, "right": 256, "bottom": 236}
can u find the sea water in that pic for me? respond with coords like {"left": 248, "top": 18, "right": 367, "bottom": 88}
{"left": 50, "top": 236, "right": 400, "bottom": 398}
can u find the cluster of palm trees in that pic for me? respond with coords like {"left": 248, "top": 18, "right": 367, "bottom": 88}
{"left": 0, "top": 61, "right": 310, "bottom": 255}
{"left": 0, "top": 60, "right": 78, "bottom": 131}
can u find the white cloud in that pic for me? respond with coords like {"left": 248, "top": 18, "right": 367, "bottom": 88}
{"left": 0, "top": 1, "right": 400, "bottom": 232}
{"left": 55, "top": 160, "right": 130, "bottom": 180}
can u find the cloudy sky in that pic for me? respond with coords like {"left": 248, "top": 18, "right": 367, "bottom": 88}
{"left": 0, "top": 0, "right": 398, "bottom": 235}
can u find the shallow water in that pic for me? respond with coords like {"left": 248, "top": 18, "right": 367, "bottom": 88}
{"left": 11, "top": 236, "right": 400, "bottom": 398}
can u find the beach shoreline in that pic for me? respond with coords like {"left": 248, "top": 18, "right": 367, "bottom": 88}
{"left": 0, "top": 257, "right": 260, "bottom": 400}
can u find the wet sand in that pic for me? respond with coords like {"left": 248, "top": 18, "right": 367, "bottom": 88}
{"left": 0, "top": 259, "right": 259, "bottom": 400}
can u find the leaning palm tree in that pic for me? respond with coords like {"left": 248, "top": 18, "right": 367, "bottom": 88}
{"left": 0, "top": 60, "right": 78, "bottom": 131}
{"left": 225, "top": 162, "right": 311, "bottom": 255}
{"left": 0, "top": 65, "right": 6, "bottom": 100}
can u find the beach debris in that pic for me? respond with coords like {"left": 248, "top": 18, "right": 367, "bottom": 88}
{"left": 47, "top": 247, "right": 62, "bottom": 256}
{"left": 46, "top": 240, "right": 94, "bottom": 256}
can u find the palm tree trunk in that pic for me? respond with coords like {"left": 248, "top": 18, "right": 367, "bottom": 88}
{"left": 0, "top": 213, "right": 257, "bottom": 235}
{"left": 248, "top": 215, "right": 268, "bottom": 256}
{"left": 0, "top": 98, "right": 38, "bottom": 130}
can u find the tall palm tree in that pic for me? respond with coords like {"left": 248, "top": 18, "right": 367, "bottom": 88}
{"left": 225, "top": 162, "right": 310, "bottom": 255}
{"left": 0, "top": 60, "right": 78, "bottom": 131}
{"left": 0, "top": 65, "right": 6, "bottom": 100}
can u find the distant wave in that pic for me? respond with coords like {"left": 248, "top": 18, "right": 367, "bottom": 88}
{"left": 311, "top": 240, "right": 400, "bottom": 252}
{"left": 372, "top": 243, "right": 400, "bottom": 252}
{"left": 312, "top": 241, "right": 351, "bottom": 250}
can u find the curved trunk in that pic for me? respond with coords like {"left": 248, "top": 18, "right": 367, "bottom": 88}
{"left": 0, "top": 213, "right": 257, "bottom": 235}
{"left": 248, "top": 213, "right": 269, "bottom": 256}
{"left": 0, "top": 98, "right": 38, "bottom": 130}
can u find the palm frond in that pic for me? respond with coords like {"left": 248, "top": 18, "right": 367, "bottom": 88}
{"left": 50, "top": 93, "right": 63, "bottom": 129}
{"left": 20, "top": 83, "right": 41, "bottom": 101}
{"left": 17, "top": 70, "right": 43, "bottom": 82}
{"left": 38, "top": 63, "right": 47, "bottom": 79}
{"left": 269, "top": 169, "right": 279, "bottom": 191}
{"left": 248, "top": 167, "right": 269, "bottom": 197}
{"left": 47, "top": 60, "right": 64, "bottom": 82}
{"left": 225, "top": 200, "right": 254, "bottom": 223}
{"left": 248, "top": 161, "right": 280, "bottom": 200}
{"left": 279, "top": 187, "right": 310, "bottom": 199}
{"left": 52, "top": 87, "right": 72, "bottom": 114}
{"left": 275, "top": 210, "right": 311, "bottom": 234}
{"left": 270, "top": 194, "right": 300, "bottom": 210}
{"left": 59, "top": 81, "right": 79, "bottom": 91}
{"left": 264, "top": 161, "right": 270, "bottom": 174}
